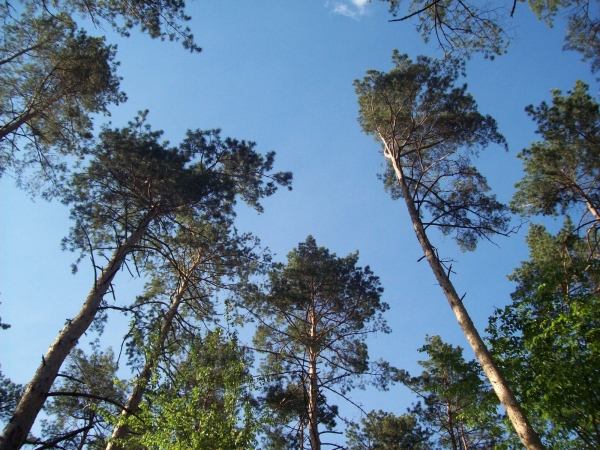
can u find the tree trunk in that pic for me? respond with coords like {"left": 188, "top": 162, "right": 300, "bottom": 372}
{"left": 299, "top": 413, "right": 304, "bottom": 450}
{"left": 0, "top": 213, "right": 154, "bottom": 450}
{"left": 0, "top": 110, "right": 37, "bottom": 141}
{"left": 77, "top": 410, "right": 95, "bottom": 450}
{"left": 307, "top": 307, "right": 320, "bottom": 450}
{"left": 307, "top": 352, "right": 320, "bottom": 450}
{"left": 446, "top": 401, "right": 458, "bottom": 450}
{"left": 460, "top": 423, "right": 470, "bottom": 450}
{"left": 105, "top": 252, "right": 202, "bottom": 450}
{"left": 385, "top": 151, "right": 546, "bottom": 450}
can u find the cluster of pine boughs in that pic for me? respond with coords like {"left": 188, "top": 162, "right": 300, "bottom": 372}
{"left": 1, "top": 0, "right": 600, "bottom": 449}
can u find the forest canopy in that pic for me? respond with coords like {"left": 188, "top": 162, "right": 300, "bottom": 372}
{"left": 1, "top": 1, "right": 599, "bottom": 449}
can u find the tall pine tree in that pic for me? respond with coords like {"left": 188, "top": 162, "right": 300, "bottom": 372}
{"left": 0, "top": 115, "right": 291, "bottom": 450}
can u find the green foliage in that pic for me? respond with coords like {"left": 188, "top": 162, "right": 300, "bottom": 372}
{"left": 0, "top": 6, "right": 125, "bottom": 190}
{"left": 381, "top": 0, "right": 600, "bottom": 74}
{"left": 382, "top": 0, "right": 510, "bottom": 59}
{"left": 125, "top": 330, "right": 258, "bottom": 450}
{"left": 395, "top": 336, "right": 505, "bottom": 449}
{"left": 488, "top": 220, "right": 600, "bottom": 448}
{"left": 512, "top": 80, "right": 600, "bottom": 238}
{"left": 346, "top": 410, "right": 431, "bottom": 449}
{"left": 259, "top": 385, "right": 339, "bottom": 450}
{"left": 37, "top": 346, "right": 126, "bottom": 449}
{"left": 62, "top": 113, "right": 291, "bottom": 275}
{"left": 21, "top": 0, "right": 200, "bottom": 52}
{"left": 121, "top": 220, "right": 266, "bottom": 418}
{"left": 245, "top": 236, "right": 389, "bottom": 447}
{"left": 526, "top": 0, "right": 600, "bottom": 73}
{"left": 0, "top": 368, "right": 23, "bottom": 424}
{"left": 355, "top": 52, "right": 509, "bottom": 251}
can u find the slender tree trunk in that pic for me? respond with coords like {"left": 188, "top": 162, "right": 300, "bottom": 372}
{"left": 307, "top": 307, "right": 320, "bottom": 450}
{"left": 105, "top": 252, "right": 202, "bottom": 450}
{"left": 385, "top": 151, "right": 546, "bottom": 450}
{"left": 446, "top": 402, "right": 458, "bottom": 450}
{"left": 460, "top": 423, "right": 470, "bottom": 450}
{"left": 299, "top": 413, "right": 304, "bottom": 450}
{"left": 0, "top": 213, "right": 154, "bottom": 450}
{"left": 77, "top": 410, "right": 95, "bottom": 450}
{"left": 307, "top": 352, "right": 320, "bottom": 450}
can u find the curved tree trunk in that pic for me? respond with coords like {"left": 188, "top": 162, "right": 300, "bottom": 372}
{"left": 385, "top": 150, "right": 546, "bottom": 450}
{"left": 105, "top": 252, "right": 202, "bottom": 450}
{"left": 0, "top": 213, "right": 154, "bottom": 450}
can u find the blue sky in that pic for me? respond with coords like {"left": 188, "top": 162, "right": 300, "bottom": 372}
{"left": 1, "top": 0, "right": 598, "bottom": 440}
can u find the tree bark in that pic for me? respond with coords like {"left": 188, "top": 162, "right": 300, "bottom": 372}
{"left": 76, "top": 410, "right": 94, "bottom": 450}
{"left": 446, "top": 401, "right": 458, "bottom": 450}
{"left": 0, "top": 213, "right": 154, "bottom": 450}
{"left": 307, "top": 352, "right": 320, "bottom": 450}
{"left": 299, "top": 415, "right": 304, "bottom": 450}
{"left": 570, "top": 181, "right": 600, "bottom": 222}
{"left": 0, "top": 111, "right": 37, "bottom": 141}
{"left": 385, "top": 149, "right": 546, "bottom": 450}
{"left": 307, "top": 306, "right": 320, "bottom": 450}
{"left": 105, "top": 252, "right": 202, "bottom": 450}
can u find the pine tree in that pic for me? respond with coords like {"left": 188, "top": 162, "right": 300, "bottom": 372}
{"left": 355, "top": 51, "right": 544, "bottom": 450}
{"left": 383, "top": 0, "right": 600, "bottom": 74}
{"left": 107, "top": 222, "right": 266, "bottom": 449}
{"left": 0, "top": 6, "right": 124, "bottom": 190}
{"left": 346, "top": 410, "right": 431, "bottom": 450}
{"left": 397, "top": 336, "right": 505, "bottom": 450}
{"left": 0, "top": 115, "right": 291, "bottom": 450}
{"left": 512, "top": 80, "right": 600, "bottom": 252}
{"left": 245, "top": 236, "right": 389, "bottom": 450}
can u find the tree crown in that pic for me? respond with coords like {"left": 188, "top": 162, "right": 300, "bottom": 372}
{"left": 62, "top": 114, "right": 292, "bottom": 265}
{"left": 512, "top": 80, "right": 600, "bottom": 236}
{"left": 355, "top": 52, "right": 510, "bottom": 251}
{"left": 0, "top": 7, "right": 125, "bottom": 190}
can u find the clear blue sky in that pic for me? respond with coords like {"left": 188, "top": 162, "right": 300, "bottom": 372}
{"left": 1, "top": 0, "right": 598, "bottom": 439}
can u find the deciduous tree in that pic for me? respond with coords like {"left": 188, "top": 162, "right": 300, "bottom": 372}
{"left": 488, "top": 220, "right": 600, "bottom": 449}
{"left": 128, "top": 329, "right": 258, "bottom": 450}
